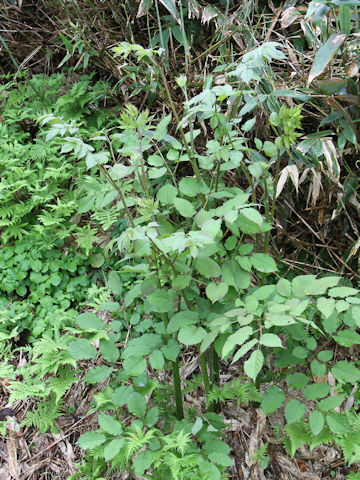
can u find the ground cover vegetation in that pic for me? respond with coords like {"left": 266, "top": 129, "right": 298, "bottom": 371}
{"left": 0, "top": 0, "right": 360, "bottom": 479}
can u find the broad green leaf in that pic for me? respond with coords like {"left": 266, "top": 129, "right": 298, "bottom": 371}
{"left": 222, "top": 327, "right": 253, "bottom": 358}
{"left": 260, "top": 333, "right": 283, "bottom": 347}
{"left": 178, "top": 325, "right": 206, "bottom": 345}
{"left": 303, "top": 382, "right": 331, "bottom": 401}
{"left": 208, "top": 452, "right": 233, "bottom": 467}
{"left": 286, "top": 372, "right": 309, "bottom": 389}
{"left": 98, "top": 414, "right": 123, "bottom": 435}
{"left": 261, "top": 385, "right": 285, "bottom": 414}
{"left": 194, "top": 257, "right": 221, "bottom": 278}
{"left": 328, "top": 286, "right": 359, "bottom": 298}
{"left": 310, "top": 360, "right": 326, "bottom": 378}
{"left": 221, "top": 260, "right": 250, "bottom": 290}
{"left": 333, "top": 329, "right": 360, "bottom": 347}
{"left": 157, "top": 184, "right": 177, "bottom": 204}
{"left": 75, "top": 312, "right": 104, "bottom": 330}
{"left": 108, "top": 271, "right": 122, "bottom": 295}
{"left": 145, "top": 406, "right": 159, "bottom": 427}
{"left": 331, "top": 360, "right": 360, "bottom": 383}
{"left": 112, "top": 385, "right": 133, "bottom": 407}
{"left": 173, "top": 197, "right": 196, "bottom": 218}
{"left": 167, "top": 311, "right": 199, "bottom": 334}
{"left": 90, "top": 253, "right": 105, "bottom": 268}
{"left": 122, "top": 334, "right": 161, "bottom": 358}
{"left": 133, "top": 450, "right": 153, "bottom": 475}
{"left": 277, "top": 278, "right": 292, "bottom": 297}
{"left": 149, "top": 350, "right": 164, "bottom": 370}
{"left": 161, "top": 339, "right": 180, "bottom": 362}
{"left": 84, "top": 366, "right": 113, "bottom": 384}
{"left": 317, "top": 297, "right": 335, "bottom": 319}
{"left": 326, "top": 412, "right": 349, "bottom": 434}
{"left": 285, "top": 399, "right": 306, "bottom": 424}
{"left": 127, "top": 392, "right": 146, "bottom": 418}
{"left": 250, "top": 253, "right": 277, "bottom": 273}
{"left": 303, "top": 276, "right": 340, "bottom": 296}
{"left": 147, "top": 289, "right": 174, "bottom": 313}
{"left": 318, "top": 350, "right": 333, "bottom": 362}
{"left": 318, "top": 395, "right": 345, "bottom": 412}
{"left": 122, "top": 356, "right": 146, "bottom": 376}
{"left": 179, "top": 177, "right": 202, "bottom": 197}
{"left": 77, "top": 432, "right": 106, "bottom": 450}
{"left": 309, "top": 410, "right": 324, "bottom": 435}
{"left": 206, "top": 282, "right": 229, "bottom": 303}
{"left": 172, "top": 274, "right": 191, "bottom": 291}
{"left": 231, "top": 338, "right": 258, "bottom": 364}
{"left": 104, "top": 438, "right": 125, "bottom": 461}
{"left": 308, "top": 34, "right": 346, "bottom": 84}
{"left": 153, "top": 113, "right": 171, "bottom": 140}
{"left": 100, "top": 339, "right": 120, "bottom": 363}
{"left": 200, "top": 329, "right": 219, "bottom": 354}
{"left": 292, "top": 275, "right": 316, "bottom": 298}
{"left": 68, "top": 339, "right": 97, "bottom": 360}
{"left": 237, "top": 208, "right": 264, "bottom": 234}
{"left": 244, "top": 350, "right": 264, "bottom": 381}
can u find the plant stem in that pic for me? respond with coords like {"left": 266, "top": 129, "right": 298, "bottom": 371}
{"left": 172, "top": 357, "right": 184, "bottom": 420}
{"left": 263, "top": 149, "right": 281, "bottom": 253}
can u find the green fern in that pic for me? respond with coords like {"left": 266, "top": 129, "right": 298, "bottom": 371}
{"left": 21, "top": 397, "right": 64, "bottom": 433}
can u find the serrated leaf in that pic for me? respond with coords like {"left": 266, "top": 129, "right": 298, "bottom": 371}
{"left": 326, "top": 412, "right": 349, "bottom": 434}
{"left": 173, "top": 197, "right": 196, "bottom": 218}
{"left": 222, "top": 327, "right": 253, "bottom": 358}
{"left": 100, "top": 339, "right": 120, "bottom": 363}
{"left": 244, "top": 350, "right": 264, "bottom": 381}
{"left": 75, "top": 312, "right": 104, "bottom": 330}
{"left": 221, "top": 260, "right": 250, "bottom": 290}
{"left": 104, "top": 438, "right": 125, "bottom": 461}
{"left": 68, "top": 339, "right": 97, "bottom": 360}
{"left": 157, "top": 184, "right": 177, "bottom": 204}
{"left": 231, "top": 338, "right": 258, "bottom": 364}
{"left": 285, "top": 399, "right": 306, "bottom": 424}
{"left": 328, "top": 286, "right": 359, "bottom": 298}
{"left": 309, "top": 410, "right": 324, "bottom": 435}
{"left": 303, "top": 382, "right": 331, "bottom": 401}
{"left": 108, "top": 271, "right": 122, "bottom": 295}
{"left": 122, "top": 357, "right": 147, "bottom": 376}
{"left": 178, "top": 325, "right": 206, "bottom": 345}
{"left": 260, "top": 333, "right": 283, "bottom": 347}
{"left": 84, "top": 366, "right": 113, "bottom": 384}
{"left": 206, "top": 282, "right": 228, "bottom": 303}
{"left": 77, "top": 431, "right": 106, "bottom": 450}
{"left": 317, "top": 297, "right": 335, "bottom": 319}
{"left": 98, "top": 414, "right": 123, "bottom": 435}
{"left": 261, "top": 385, "right": 285, "bottom": 414}
{"left": 149, "top": 350, "right": 164, "bottom": 370}
{"left": 318, "top": 395, "right": 345, "bottom": 412}
{"left": 303, "top": 276, "right": 340, "bottom": 295}
{"left": 147, "top": 289, "right": 174, "bottom": 313}
{"left": 250, "top": 253, "right": 277, "bottom": 273}
{"left": 133, "top": 450, "right": 153, "bottom": 475}
{"left": 331, "top": 360, "right": 360, "bottom": 383}
{"left": 333, "top": 329, "right": 360, "bottom": 347}
{"left": 194, "top": 257, "right": 221, "bottom": 278}
{"left": 127, "top": 392, "right": 146, "bottom": 418}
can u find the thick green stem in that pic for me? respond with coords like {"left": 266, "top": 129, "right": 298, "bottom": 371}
{"left": 199, "top": 352, "right": 211, "bottom": 397}
{"left": 172, "top": 357, "right": 184, "bottom": 420}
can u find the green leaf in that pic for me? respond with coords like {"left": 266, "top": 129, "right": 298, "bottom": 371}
{"left": 310, "top": 360, "right": 326, "bottom": 378}
{"left": 161, "top": 339, "right": 180, "bottom": 362}
{"left": 179, "top": 177, "right": 202, "bottom": 197}
{"left": 127, "top": 392, "right": 146, "bottom": 418}
{"left": 250, "top": 253, "right": 277, "bottom": 273}
{"left": 122, "top": 357, "right": 146, "bottom": 376}
{"left": 231, "top": 338, "right": 258, "bottom": 364}
{"left": 333, "top": 329, "right": 360, "bottom": 347}
{"left": 100, "top": 339, "right": 120, "bottom": 363}
{"left": 244, "top": 350, "right": 264, "bottom": 381}
{"left": 98, "top": 414, "right": 123, "bottom": 435}
{"left": 173, "top": 197, "right": 196, "bottom": 218}
{"left": 172, "top": 274, "right": 191, "bottom": 291}
{"left": 145, "top": 407, "right": 159, "bottom": 427}
{"left": 303, "top": 276, "right": 340, "bottom": 296}
{"left": 277, "top": 278, "right": 292, "bottom": 297}
{"left": 167, "top": 311, "right": 199, "bottom": 334}
{"left": 104, "top": 438, "right": 125, "bottom": 461}
{"left": 133, "top": 450, "right": 153, "bottom": 475}
{"left": 261, "top": 385, "right": 285, "bottom": 414}
{"left": 303, "top": 383, "right": 331, "bottom": 401}
{"left": 108, "top": 271, "right": 122, "bottom": 295}
{"left": 222, "top": 327, "right": 253, "bottom": 358}
{"left": 318, "top": 395, "right": 346, "bottom": 412}
{"left": 84, "top": 366, "right": 113, "bottom": 384}
{"left": 208, "top": 452, "right": 233, "bottom": 467}
{"left": 68, "top": 339, "right": 97, "bottom": 360}
{"left": 318, "top": 350, "right": 333, "bottom": 362}
{"left": 147, "top": 289, "right": 174, "bottom": 313}
{"left": 90, "top": 253, "right": 105, "bottom": 268}
{"left": 194, "top": 257, "right": 221, "bottom": 278}
{"left": 260, "top": 333, "right": 283, "bottom": 347}
{"left": 326, "top": 412, "right": 349, "bottom": 434}
{"left": 331, "top": 361, "right": 360, "bottom": 383}
{"left": 309, "top": 410, "right": 324, "bottom": 435}
{"left": 178, "top": 325, "right": 206, "bottom": 345}
{"left": 285, "top": 399, "right": 306, "bottom": 424}
{"left": 237, "top": 208, "right": 264, "bottom": 234}
{"left": 317, "top": 297, "right": 335, "bottom": 319}
{"left": 157, "top": 184, "right": 177, "bottom": 205}
{"left": 328, "top": 286, "right": 359, "bottom": 298}
{"left": 77, "top": 431, "right": 106, "bottom": 450}
{"left": 206, "top": 282, "right": 229, "bottom": 303}
{"left": 221, "top": 260, "right": 250, "bottom": 290}
{"left": 75, "top": 312, "right": 104, "bottom": 330}
{"left": 149, "top": 350, "right": 164, "bottom": 370}
{"left": 200, "top": 329, "right": 219, "bottom": 354}
{"left": 308, "top": 34, "right": 347, "bottom": 84}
